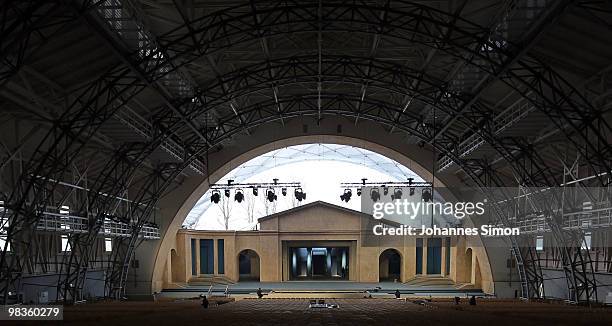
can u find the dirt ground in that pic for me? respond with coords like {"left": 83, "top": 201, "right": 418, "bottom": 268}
{"left": 7, "top": 298, "right": 612, "bottom": 326}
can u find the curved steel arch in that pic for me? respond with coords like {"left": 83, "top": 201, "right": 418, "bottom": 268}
{"left": 138, "top": 0, "right": 611, "bottom": 181}
{"left": 4, "top": 1, "right": 609, "bottom": 212}
{"left": 152, "top": 0, "right": 510, "bottom": 77}
{"left": 2, "top": 63, "right": 596, "bottom": 302}
{"left": 190, "top": 93, "right": 562, "bottom": 188}
{"left": 180, "top": 55, "right": 448, "bottom": 114}
{"left": 152, "top": 55, "right": 566, "bottom": 189}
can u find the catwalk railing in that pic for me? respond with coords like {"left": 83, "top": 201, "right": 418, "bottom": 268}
{"left": 495, "top": 204, "right": 612, "bottom": 234}
{"left": 2, "top": 209, "right": 160, "bottom": 240}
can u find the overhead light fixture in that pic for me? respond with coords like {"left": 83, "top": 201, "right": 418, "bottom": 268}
{"left": 210, "top": 179, "right": 301, "bottom": 206}
{"left": 370, "top": 187, "right": 380, "bottom": 202}
{"left": 266, "top": 188, "right": 277, "bottom": 202}
{"left": 391, "top": 187, "right": 403, "bottom": 200}
{"left": 234, "top": 188, "right": 244, "bottom": 203}
{"left": 211, "top": 190, "right": 221, "bottom": 204}
{"left": 422, "top": 188, "right": 432, "bottom": 202}
{"left": 340, "top": 179, "right": 433, "bottom": 203}
{"left": 294, "top": 188, "right": 306, "bottom": 201}
{"left": 340, "top": 189, "right": 352, "bottom": 202}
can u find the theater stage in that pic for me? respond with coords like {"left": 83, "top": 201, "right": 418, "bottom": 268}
{"left": 159, "top": 280, "right": 484, "bottom": 300}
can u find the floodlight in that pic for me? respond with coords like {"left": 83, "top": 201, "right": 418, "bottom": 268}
{"left": 211, "top": 190, "right": 221, "bottom": 204}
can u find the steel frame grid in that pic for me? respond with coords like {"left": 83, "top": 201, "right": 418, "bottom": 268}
{"left": 0, "top": 0, "right": 610, "bottom": 304}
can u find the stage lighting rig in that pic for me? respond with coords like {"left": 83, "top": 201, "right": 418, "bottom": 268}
{"left": 370, "top": 187, "right": 380, "bottom": 202}
{"left": 421, "top": 188, "right": 433, "bottom": 202}
{"left": 391, "top": 187, "right": 403, "bottom": 200}
{"left": 211, "top": 190, "right": 221, "bottom": 204}
{"left": 294, "top": 188, "right": 307, "bottom": 201}
{"left": 340, "top": 178, "right": 433, "bottom": 202}
{"left": 266, "top": 188, "right": 277, "bottom": 202}
{"left": 340, "top": 189, "right": 352, "bottom": 202}
{"left": 234, "top": 189, "right": 244, "bottom": 203}
{"left": 209, "top": 179, "right": 303, "bottom": 204}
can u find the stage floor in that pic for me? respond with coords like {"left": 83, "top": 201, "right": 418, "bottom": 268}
{"left": 159, "top": 281, "right": 483, "bottom": 299}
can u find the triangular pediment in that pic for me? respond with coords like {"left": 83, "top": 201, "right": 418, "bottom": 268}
{"left": 258, "top": 201, "right": 371, "bottom": 232}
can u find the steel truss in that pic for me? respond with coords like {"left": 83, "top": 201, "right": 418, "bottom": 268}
{"left": 1, "top": 0, "right": 611, "bottom": 304}
{"left": 0, "top": 0, "right": 78, "bottom": 87}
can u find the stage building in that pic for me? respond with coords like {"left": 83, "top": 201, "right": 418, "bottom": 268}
{"left": 167, "top": 201, "right": 491, "bottom": 293}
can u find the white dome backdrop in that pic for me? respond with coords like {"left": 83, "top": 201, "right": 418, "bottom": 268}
{"left": 183, "top": 143, "right": 425, "bottom": 230}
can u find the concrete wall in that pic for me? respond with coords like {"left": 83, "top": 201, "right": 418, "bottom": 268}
{"left": 18, "top": 271, "right": 106, "bottom": 303}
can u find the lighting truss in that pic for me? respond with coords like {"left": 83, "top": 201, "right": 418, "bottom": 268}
{"left": 340, "top": 178, "right": 434, "bottom": 202}
{"left": 340, "top": 178, "right": 433, "bottom": 189}
{"left": 210, "top": 179, "right": 305, "bottom": 203}
{"left": 210, "top": 178, "right": 302, "bottom": 190}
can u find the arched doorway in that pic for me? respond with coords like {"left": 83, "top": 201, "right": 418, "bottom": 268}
{"left": 169, "top": 249, "right": 180, "bottom": 283}
{"left": 379, "top": 249, "right": 402, "bottom": 282}
{"left": 463, "top": 248, "right": 473, "bottom": 284}
{"left": 238, "top": 249, "right": 260, "bottom": 281}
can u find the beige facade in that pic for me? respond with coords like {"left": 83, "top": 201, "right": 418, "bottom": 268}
{"left": 168, "top": 201, "right": 491, "bottom": 293}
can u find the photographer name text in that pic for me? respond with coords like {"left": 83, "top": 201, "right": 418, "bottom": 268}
{"left": 372, "top": 224, "right": 520, "bottom": 236}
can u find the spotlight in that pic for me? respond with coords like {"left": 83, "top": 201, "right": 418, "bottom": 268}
{"left": 409, "top": 187, "right": 415, "bottom": 196}
{"left": 294, "top": 188, "right": 307, "bottom": 201}
{"left": 370, "top": 187, "right": 380, "bottom": 202}
{"left": 266, "top": 188, "right": 277, "bottom": 202}
{"left": 282, "top": 187, "right": 287, "bottom": 196}
{"left": 383, "top": 186, "right": 389, "bottom": 196}
{"left": 252, "top": 187, "right": 258, "bottom": 196}
{"left": 211, "top": 190, "right": 221, "bottom": 204}
{"left": 234, "top": 188, "right": 244, "bottom": 203}
{"left": 340, "top": 189, "right": 352, "bottom": 202}
{"left": 391, "top": 187, "right": 403, "bottom": 200}
{"left": 422, "top": 188, "right": 432, "bottom": 202}
{"left": 357, "top": 188, "right": 362, "bottom": 196}
{"left": 224, "top": 189, "right": 230, "bottom": 198}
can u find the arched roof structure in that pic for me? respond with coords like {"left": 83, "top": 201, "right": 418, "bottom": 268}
{"left": 1, "top": 0, "right": 611, "bottom": 304}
